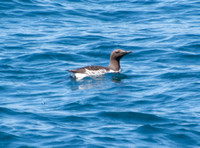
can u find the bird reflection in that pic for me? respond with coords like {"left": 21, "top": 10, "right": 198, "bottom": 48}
{"left": 69, "top": 73, "right": 128, "bottom": 90}
{"left": 110, "top": 73, "right": 128, "bottom": 83}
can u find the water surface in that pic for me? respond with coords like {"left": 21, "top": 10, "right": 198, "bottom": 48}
{"left": 1, "top": 0, "right": 200, "bottom": 147}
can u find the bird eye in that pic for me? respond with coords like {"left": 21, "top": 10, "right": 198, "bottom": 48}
{"left": 115, "top": 51, "right": 120, "bottom": 54}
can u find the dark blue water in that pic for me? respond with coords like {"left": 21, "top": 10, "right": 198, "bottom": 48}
{"left": 1, "top": 0, "right": 200, "bottom": 147}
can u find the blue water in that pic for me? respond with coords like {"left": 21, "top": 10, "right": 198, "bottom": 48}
{"left": 1, "top": 0, "right": 200, "bottom": 147}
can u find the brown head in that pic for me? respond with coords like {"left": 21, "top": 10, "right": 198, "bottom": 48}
{"left": 108, "top": 49, "right": 132, "bottom": 71}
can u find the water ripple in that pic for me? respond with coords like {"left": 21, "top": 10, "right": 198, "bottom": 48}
{"left": 1, "top": 0, "right": 200, "bottom": 147}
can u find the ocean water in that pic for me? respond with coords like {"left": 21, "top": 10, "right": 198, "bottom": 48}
{"left": 1, "top": 0, "right": 200, "bottom": 147}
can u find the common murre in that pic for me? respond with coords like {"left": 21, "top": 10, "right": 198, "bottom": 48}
{"left": 68, "top": 49, "right": 132, "bottom": 80}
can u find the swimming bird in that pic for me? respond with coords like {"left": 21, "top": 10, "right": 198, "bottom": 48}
{"left": 68, "top": 49, "right": 132, "bottom": 80}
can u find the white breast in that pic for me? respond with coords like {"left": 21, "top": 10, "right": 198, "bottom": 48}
{"left": 85, "top": 68, "right": 108, "bottom": 75}
{"left": 70, "top": 68, "right": 120, "bottom": 80}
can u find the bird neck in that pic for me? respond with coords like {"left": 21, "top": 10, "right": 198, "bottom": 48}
{"left": 109, "top": 58, "right": 120, "bottom": 71}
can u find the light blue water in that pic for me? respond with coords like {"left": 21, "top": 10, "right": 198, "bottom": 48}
{"left": 1, "top": 0, "right": 200, "bottom": 147}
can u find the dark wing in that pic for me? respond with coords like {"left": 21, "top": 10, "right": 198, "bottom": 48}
{"left": 68, "top": 68, "right": 86, "bottom": 73}
{"left": 68, "top": 65, "right": 109, "bottom": 73}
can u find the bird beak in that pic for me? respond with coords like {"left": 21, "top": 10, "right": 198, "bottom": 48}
{"left": 124, "top": 51, "right": 132, "bottom": 54}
